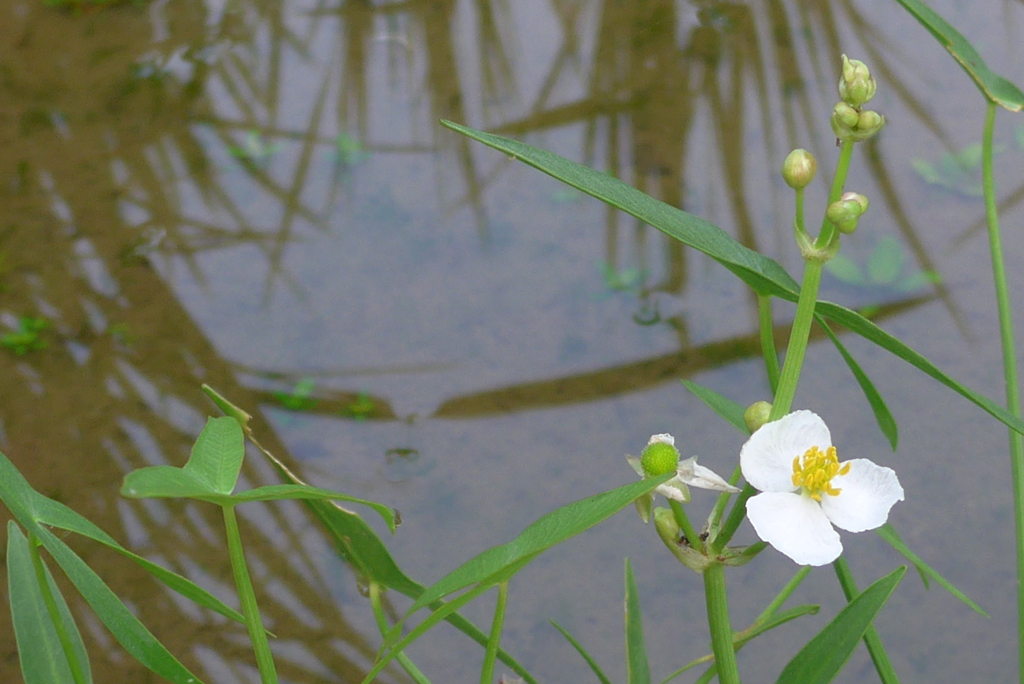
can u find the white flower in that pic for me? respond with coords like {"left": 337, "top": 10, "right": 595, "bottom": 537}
{"left": 740, "top": 410, "right": 904, "bottom": 566}
{"left": 628, "top": 433, "right": 740, "bottom": 523}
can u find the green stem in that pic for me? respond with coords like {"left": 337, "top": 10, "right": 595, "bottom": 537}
{"left": 815, "top": 138, "right": 857, "bottom": 251}
{"left": 670, "top": 499, "right": 703, "bottom": 552}
{"left": 480, "top": 581, "right": 510, "bottom": 684}
{"left": 369, "top": 582, "right": 432, "bottom": 684}
{"left": 980, "top": 100, "right": 1024, "bottom": 683}
{"left": 832, "top": 558, "right": 900, "bottom": 683}
{"left": 28, "top": 534, "right": 88, "bottom": 684}
{"left": 771, "top": 259, "right": 824, "bottom": 420}
{"left": 704, "top": 564, "right": 741, "bottom": 684}
{"left": 223, "top": 505, "right": 278, "bottom": 684}
{"left": 758, "top": 295, "right": 780, "bottom": 395}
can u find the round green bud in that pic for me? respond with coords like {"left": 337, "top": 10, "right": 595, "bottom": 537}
{"left": 826, "top": 193, "right": 868, "bottom": 234}
{"left": 640, "top": 438, "right": 680, "bottom": 477}
{"left": 833, "top": 102, "right": 860, "bottom": 128}
{"left": 855, "top": 110, "right": 885, "bottom": 138}
{"left": 744, "top": 401, "right": 772, "bottom": 434}
{"left": 782, "top": 149, "right": 817, "bottom": 189}
{"left": 839, "top": 55, "right": 876, "bottom": 107}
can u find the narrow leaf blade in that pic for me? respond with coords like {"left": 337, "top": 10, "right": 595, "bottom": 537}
{"left": 892, "top": 0, "right": 1024, "bottom": 111}
{"left": 408, "top": 474, "right": 672, "bottom": 615}
{"left": 35, "top": 527, "right": 204, "bottom": 684}
{"left": 775, "top": 566, "right": 906, "bottom": 684}
{"left": 550, "top": 621, "right": 613, "bottom": 684}
{"left": 681, "top": 380, "right": 749, "bottom": 434}
{"left": 876, "top": 523, "right": 986, "bottom": 616}
{"left": 624, "top": 559, "right": 651, "bottom": 684}
{"left": 7, "top": 522, "right": 90, "bottom": 684}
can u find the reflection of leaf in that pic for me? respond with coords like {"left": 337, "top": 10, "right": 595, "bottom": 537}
{"left": 1, "top": 316, "right": 50, "bottom": 356}
{"left": 826, "top": 238, "right": 937, "bottom": 294}
{"left": 911, "top": 144, "right": 1003, "bottom": 197}
{"left": 867, "top": 236, "right": 904, "bottom": 285}
{"left": 274, "top": 378, "right": 319, "bottom": 411}
{"left": 824, "top": 255, "right": 863, "bottom": 285}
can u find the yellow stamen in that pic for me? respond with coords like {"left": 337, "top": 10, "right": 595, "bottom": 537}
{"left": 791, "top": 445, "right": 850, "bottom": 501}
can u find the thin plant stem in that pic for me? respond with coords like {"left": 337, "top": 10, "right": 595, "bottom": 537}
{"left": 980, "top": 100, "right": 1024, "bottom": 682}
{"left": 222, "top": 505, "right": 279, "bottom": 684}
{"left": 28, "top": 533, "right": 88, "bottom": 684}
{"left": 670, "top": 499, "right": 703, "bottom": 552}
{"left": 369, "top": 582, "right": 432, "bottom": 684}
{"left": 480, "top": 581, "right": 510, "bottom": 684}
{"left": 758, "top": 294, "right": 780, "bottom": 394}
{"left": 704, "top": 563, "right": 740, "bottom": 684}
{"left": 755, "top": 566, "right": 811, "bottom": 623}
{"left": 832, "top": 558, "right": 900, "bottom": 684}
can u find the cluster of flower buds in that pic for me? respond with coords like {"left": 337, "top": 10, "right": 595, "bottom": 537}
{"left": 831, "top": 55, "right": 885, "bottom": 141}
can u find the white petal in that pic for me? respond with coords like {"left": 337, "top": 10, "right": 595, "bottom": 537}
{"left": 648, "top": 433, "right": 675, "bottom": 446}
{"left": 741, "top": 410, "right": 831, "bottom": 493}
{"left": 626, "top": 455, "right": 644, "bottom": 478}
{"left": 820, "top": 459, "right": 904, "bottom": 533}
{"left": 677, "top": 457, "right": 740, "bottom": 493}
{"left": 746, "top": 491, "right": 843, "bottom": 566}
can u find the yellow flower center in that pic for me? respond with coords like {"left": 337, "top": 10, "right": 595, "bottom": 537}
{"left": 791, "top": 445, "right": 850, "bottom": 501}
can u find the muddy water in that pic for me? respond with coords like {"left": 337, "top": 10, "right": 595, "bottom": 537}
{"left": 1, "top": 0, "right": 1023, "bottom": 682}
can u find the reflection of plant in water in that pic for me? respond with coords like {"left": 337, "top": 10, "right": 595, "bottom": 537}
{"left": 108, "top": 322, "right": 134, "bottom": 347}
{"left": 228, "top": 130, "right": 283, "bottom": 165}
{"left": 912, "top": 142, "right": 1005, "bottom": 197}
{"left": 273, "top": 378, "right": 319, "bottom": 411}
{"left": 1, "top": 316, "right": 50, "bottom": 356}
{"left": 343, "top": 391, "right": 376, "bottom": 421}
{"left": 598, "top": 261, "right": 646, "bottom": 296}
{"left": 825, "top": 236, "right": 940, "bottom": 293}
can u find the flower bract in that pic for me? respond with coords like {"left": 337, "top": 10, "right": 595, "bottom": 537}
{"left": 739, "top": 410, "right": 903, "bottom": 566}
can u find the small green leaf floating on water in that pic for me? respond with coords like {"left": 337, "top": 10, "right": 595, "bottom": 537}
{"left": 274, "top": 378, "right": 319, "bottom": 411}
{"left": 911, "top": 143, "right": 1004, "bottom": 197}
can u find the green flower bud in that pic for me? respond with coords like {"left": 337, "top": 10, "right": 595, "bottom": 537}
{"left": 744, "top": 401, "right": 773, "bottom": 434}
{"left": 654, "top": 508, "right": 712, "bottom": 573}
{"left": 640, "top": 436, "right": 680, "bottom": 477}
{"left": 782, "top": 149, "right": 817, "bottom": 189}
{"left": 833, "top": 102, "right": 860, "bottom": 129}
{"left": 826, "top": 192, "right": 868, "bottom": 234}
{"left": 839, "top": 55, "right": 876, "bottom": 107}
{"left": 855, "top": 110, "right": 885, "bottom": 138}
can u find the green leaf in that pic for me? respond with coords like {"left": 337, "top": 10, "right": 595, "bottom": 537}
{"left": 892, "top": 0, "right": 1024, "bottom": 111}
{"left": 406, "top": 474, "right": 672, "bottom": 616}
{"left": 7, "top": 522, "right": 91, "bottom": 684}
{"left": 441, "top": 120, "right": 799, "bottom": 298}
{"left": 226, "top": 484, "right": 396, "bottom": 530}
{"left": 34, "top": 526, "right": 203, "bottom": 684}
{"left": 816, "top": 318, "right": 898, "bottom": 449}
{"left": 681, "top": 380, "right": 749, "bottom": 434}
{"left": 624, "top": 559, "right": 651, "bottom": 684}
{"left": 774, "top": 566, "right": 906, "bottom": 684}
{"left": 813, "top": 300, "right": 1024, "bottom": 438}
{"left": 550, "top": 621, "right": 613, "bottom": 684}
{"left": 876, "top": 523, "right": 986, "bottom": 616}
{"left": 121, "top": 417, "right": 243, "bottom": 499}
{"left": 442, "top": 121, "right": 1024, "bottom": 441}
{"left": 201, "top": 384, "right": 539, "bottom": 684}
{"left": 0, "top": 449, "right": 248, "bottom": 630}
